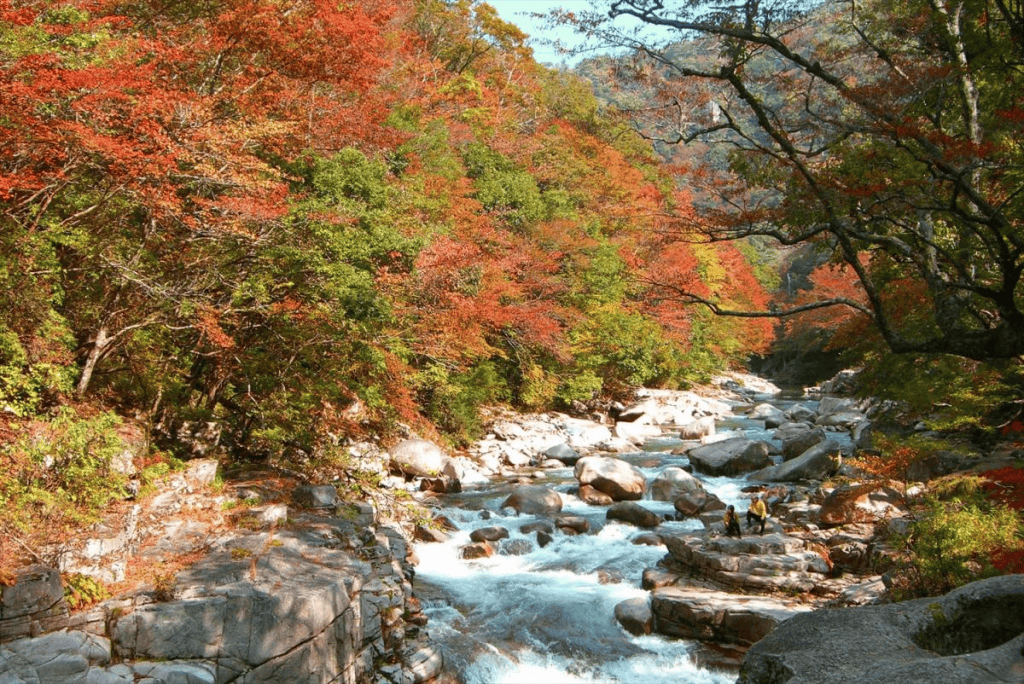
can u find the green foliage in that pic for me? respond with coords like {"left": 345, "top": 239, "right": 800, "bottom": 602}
{"left": 857, "top": 354, "right": 1024, "bottom": 435}
{"left": 893, "top": 499, "right": 1021, "bottom": 598}
{"left": 0, "top": 408, "right": 130, "bottom": 556}
{"left": 413, "top": 360, "right": 509, "bottom": 445}
{"left": 462, "top": 143, "right": 546, "bottom": 227}
{"left": 566, "top": 305, "right": 684, "bottom": 398}
{"left": 63, "top": 573, "right": 109, "bottom": 611}
{"left": 21, "top": 408, "right": 128, "bottom": 511}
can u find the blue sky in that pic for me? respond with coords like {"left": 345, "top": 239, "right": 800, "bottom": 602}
{"left": 485, "top": 0, "right": 597, "bottom": 65}
{"left": 485, "top": 1, "right": 677, "bottom": 66}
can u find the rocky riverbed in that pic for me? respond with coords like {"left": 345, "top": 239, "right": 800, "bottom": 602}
{"left": 2, "top": 371, "right": 1021, "bottom": 684}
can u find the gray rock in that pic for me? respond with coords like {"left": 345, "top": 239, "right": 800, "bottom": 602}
{"left": 650, "top": 467, "right": 705, "bottom": 502}
{"left": 748, "top": 403, "right": 786, "bottom": 427}
{"left": 574, "top": 456, "right": 647, "bottom": 501}
{"left": 291, "top": 484, "right": 339, "bottom": 509}
{"left": 542, "top": 443, "right": 579, "bottom": 465}
{"left": 780, "top": 427, "right": 827, "bottom": 460}
{"left": 678, "top": 416, "right": 716, "bottom": 440}
{"left": 389, "top": 439, "right": 446, "bottom": 478}
{"left": 738, "top": 574, "right": 1024, "bottom": 684}
{"left": 758, "top": 440, "right": 842, "bottom": 482}
{"left": 0, "top": 567, "right": 64, "bottom": 621}
{"left": 499, "top": 485, "right": 563, "bottom": 515}
{"left": 606, "top": 502, "right": 662, "bottom": 528}
{"left": 687, "top": 438, "right": 772, "bottom": 477}
{"left": 614, "top": 597, "right": 653, "bottom": 636}
{"left": 652, "top": 585, "right": 813, "bottom": 646}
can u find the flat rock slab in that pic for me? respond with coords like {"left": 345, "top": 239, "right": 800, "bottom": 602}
{"left": 652, "top": 585, "right": 813, "bottom": 646}
{"left": 738, "top": 574, "right": 1024, "bottom": 684}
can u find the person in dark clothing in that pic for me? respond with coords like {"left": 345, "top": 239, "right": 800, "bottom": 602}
{"left": 747, "top": 495, "right": 767, "bottom": 534}
{"left": 723, "top": 505, "right": 742, "bottom": 538}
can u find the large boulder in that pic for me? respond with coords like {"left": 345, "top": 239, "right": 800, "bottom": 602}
{"left": 678, "top": 416, "right": 716, "bottom": 440}
{"left": 817, "top": 483, "right": 906, "bottom": 527}
{"left": 499, "top": 485, "right": 563, "bottom": 516}
{"left": 652, "top": 585, "right": 814, "bottom": 646}
{"left": 738, "top": 574, "right": 1024, "bottom": 684}
{"left": 606, "top": 502, "right": 662, "bottom": 529}
{"left": 753, "top": 440, "right": 842, "bottom": 483}
{"left": 542, "top": 443, "right": 580, "bottom": 466}
{"left": 673, "top": 490, "right": 727, "bottom": 518}
{"left": 687, "top": 438, "right": 772, "bottom": 477}
{"left": 614, "top": 598, "right": 653, "bottom": 636}
{"left": 650, "top": 467, "right": 705, "bottom": 502}
{"left": 748, "top": 403, "right": 786, "bottom": 428}
{"left": 389, "top": 439, "right": 447, "bottom": 478}
{"left": 779, "top": 427, "right": 827, "bottom": 460}
{"left": 574, "top": 456, "right": 647, "bottom": 501}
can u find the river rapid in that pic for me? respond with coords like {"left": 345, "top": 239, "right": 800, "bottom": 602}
{"left": 413, "top": 389, "right": 822, "bottom": 684}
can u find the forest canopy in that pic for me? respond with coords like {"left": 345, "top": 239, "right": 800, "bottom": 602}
{"left": 562, "top": 0, "right": 1024, "bottom": 362}
{"left": 0, "top": 0, "right": 774, "bottom": 469}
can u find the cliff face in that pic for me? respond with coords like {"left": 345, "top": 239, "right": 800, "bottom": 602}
{"left": 0, "top": 461, "right": 442, "bottom": 684}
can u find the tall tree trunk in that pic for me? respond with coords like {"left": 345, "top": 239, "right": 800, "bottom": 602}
{"left": 76, "top": 325, "right": 110, "bottom": 397}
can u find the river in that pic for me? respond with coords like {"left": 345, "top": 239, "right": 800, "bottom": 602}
{"left": 413, "top": 390, "right": 825, "bottom": 683}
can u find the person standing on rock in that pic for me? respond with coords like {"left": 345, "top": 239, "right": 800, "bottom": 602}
{"left": 723, "top": 505, "right": 742, "bottom": 538}
{"left": 747, "top": 495, "right": 768, "bottom": 535}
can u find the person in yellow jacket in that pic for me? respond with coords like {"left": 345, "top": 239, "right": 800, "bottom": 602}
{"left": 723, "top": 505, "right": 742, "bottom": 538}
{"left": 746, "top": 495, "right": 768, "bottom": 535}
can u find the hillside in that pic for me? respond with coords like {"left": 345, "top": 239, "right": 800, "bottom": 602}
{"left": 0, "top": 0, "right": 776, "bottom": 572}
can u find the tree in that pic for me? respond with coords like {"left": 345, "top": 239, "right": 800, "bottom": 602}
{"left": 563, "top": 0, "right": 1024, "bottom": 361}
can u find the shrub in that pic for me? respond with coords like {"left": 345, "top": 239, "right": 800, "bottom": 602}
{"left": 891, "top": 498, "right": 1022, "bottom": 598}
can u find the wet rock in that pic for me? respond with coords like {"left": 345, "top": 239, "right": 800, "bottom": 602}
{"left": 651, "top": 585, "right": 813, "bottom": 646}
{"left": 753, "top": 440, "right": 842, "bottom": 483}
{"left": 631, "top": 533, "right": 663, "bottom": 546}
{"left": 470, "top": 526, "right": 509, "bottom": 543}
{"left": 459, "top": 542, "right": 494, "bottom": 559}
{"left": 554, "top": 515, "right": 590, "bottom": 535}
{"left": 519, "top": 521, "right": 553, "bottom": 535}
{"left": 499, "top": 484, "right": 563, "bottom": 516}
{"left": 578, "top": 484, "right": 615, "bottom": 506}
{"left": 543, "top": 443, "right": 579, "bottom": 465}
{"left": 686, "top": 438, "right": 772, "bottom": 477}
{"left": 606, "top": 502, "right": 662, "bottom": 529}
{"left": 614, "top": 597, "right": 653, "bottom": 636}
{"left": 650, "top": 467, "right": 706, "bottom": 502}
{"left": 738, "top": 574, "right": 1024, "bottom": 684}
{"left": 574, "top": 456, "right": 647, "bottom": 501}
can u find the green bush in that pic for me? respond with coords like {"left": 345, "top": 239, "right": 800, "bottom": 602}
{"left": 413, "top": 360, "right": 509, "bottom": 445}
{"left": 893, "top": 498, "right": 1021, "bottom": 598}
{"left": 1, "top": 408, "right": 129, "bottom": 536}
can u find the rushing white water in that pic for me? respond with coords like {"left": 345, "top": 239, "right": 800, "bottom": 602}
{"left": 413, "top": 426, "right": 762, "bottom": 683}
